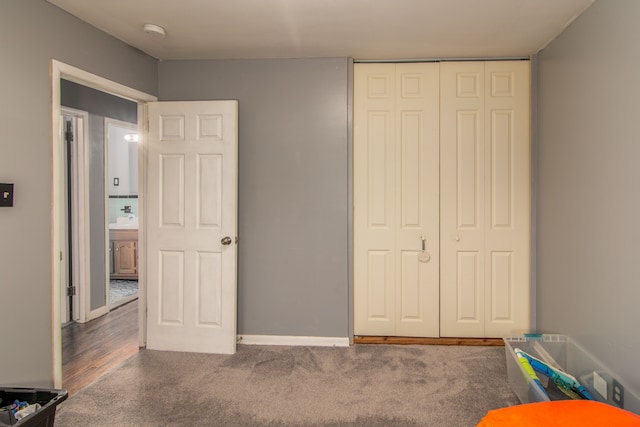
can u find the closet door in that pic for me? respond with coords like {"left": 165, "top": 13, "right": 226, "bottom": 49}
{"left": 440, "top": 61, "right": 531, "bottom": 337}
{"left": 354, "top": 63, "right": 440, "bottom": 337}
{"left": 440, "top": 62, "right": 486, "bottom": 337}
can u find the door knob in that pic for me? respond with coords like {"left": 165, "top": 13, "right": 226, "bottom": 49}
{"left": 221, "top": 236, "right": 232, "bottom": 245}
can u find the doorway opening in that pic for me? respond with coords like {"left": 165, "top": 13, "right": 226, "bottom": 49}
{"left": 60, "top": 86, "right": 139, "bottom": 394}
{"left": 106, "top": 118, "right": 140, "bottom": 311}
{"left": 51, "top": 60, "right": 157, "bottom": 388}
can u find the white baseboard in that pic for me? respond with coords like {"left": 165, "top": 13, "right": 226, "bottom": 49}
{"left": 237, "top": 335, "right": 350, "bottom": 347}
{"left": 83, "top": 305, "right": 109, "bottom": 323}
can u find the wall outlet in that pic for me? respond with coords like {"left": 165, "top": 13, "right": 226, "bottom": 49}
{"left": 612, "top": 379, "right": 624, "bottom": 408}
{"left": 593, "top": 371, "right": 608, "bottom": 400}
{"left": 0, "top": 183, "right": 14, "bottom": 207}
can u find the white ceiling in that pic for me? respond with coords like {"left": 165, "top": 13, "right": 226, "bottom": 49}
{"left": 47, "top": 0, "right": 595, "bottom": 61}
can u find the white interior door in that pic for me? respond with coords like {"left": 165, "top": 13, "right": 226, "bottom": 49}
{"left": 62, "top": 110, "right": 93, "bottom": 324}
{"left": 60, "top": 115, "right": 70, "bottom": 325}
{"left": 440, "top": 61, "right": 531, "bottom": 337}
{"left": 146, "top": 100, "right": 238, "bottom": 354}
{"left": 354, "top": 63, "right": 440, "bottom": 337}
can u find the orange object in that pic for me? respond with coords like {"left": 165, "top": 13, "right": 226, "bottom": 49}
{"left": 478, "top": 401, "right": 640, "bottom": 427}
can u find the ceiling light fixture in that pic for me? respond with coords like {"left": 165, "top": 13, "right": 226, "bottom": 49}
{"left": 143, "top": 24, "right": 166, "bottom": 37}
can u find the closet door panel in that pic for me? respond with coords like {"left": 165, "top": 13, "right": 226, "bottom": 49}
{"left": 354, "top": 63, "right": 440, "bottom": 337}
{"left": 440, "top": 62, "right": 486, "bottom": 337}
{"left": 394, "top": 64, "right": 440, "bottom": 337}
{"left": 456, "top": 251, "right": 482, "bottom": 323}
{"left": 354, "top": 64, "right": 396, "bottom": 335}
{"left": 484, "top": 61, "right": 531, "bottom": 336}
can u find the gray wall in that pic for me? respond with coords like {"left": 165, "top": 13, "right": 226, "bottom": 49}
{"left": 0, "top": 0, "right": 157, "bottom": 387}
{"left": 537, "top": 0, "right": 640, "bottom": 396}
{"left": 61, "top": 81, "right": 138, "bottom": 311}
{"left": 159, "top": 58, "right": 350, "bottom": 337}
{"left": 61, "top": 79, "right": 138, "bottom": 123}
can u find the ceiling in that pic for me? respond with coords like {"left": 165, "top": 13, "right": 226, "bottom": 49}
{"left": 47, "top": 0, "right": 595, "bottom": 61}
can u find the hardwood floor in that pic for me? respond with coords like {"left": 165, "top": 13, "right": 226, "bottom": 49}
{"left": 62, "top": 300, "right": 139, "bottom": 395}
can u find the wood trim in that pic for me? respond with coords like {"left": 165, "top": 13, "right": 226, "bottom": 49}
{"left": 353, "top": 336, "right": 504, "bottom": 346}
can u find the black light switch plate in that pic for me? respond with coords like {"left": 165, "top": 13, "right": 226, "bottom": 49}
{"left": 0, "top": 183, "right": 14, "bottom": 207}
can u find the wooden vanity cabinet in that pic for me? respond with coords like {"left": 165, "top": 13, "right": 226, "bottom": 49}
{"left": 109, "top": 229, "right": 138, "bottom": 279}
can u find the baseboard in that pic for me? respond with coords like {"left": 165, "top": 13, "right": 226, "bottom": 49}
{"left": 237, "top": 335, "right": 350, "bottom": 347}
{"left": 83, "top": 305, "right": 109, "bottom": 323}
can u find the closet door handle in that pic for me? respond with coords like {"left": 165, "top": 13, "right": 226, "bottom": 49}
{"left": 221, "top": 236, "right": 232, "bottom": 245}
{"left": 418, "top": 235, "right": 430, "bottom": 263}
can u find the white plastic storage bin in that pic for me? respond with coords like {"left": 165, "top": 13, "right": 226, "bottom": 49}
{"left": 504, "top": 334, "right": 640, "bottom": 414}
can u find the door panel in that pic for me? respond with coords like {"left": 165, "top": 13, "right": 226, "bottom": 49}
{"left": 456, "top": 110, "right": 482, "bottom": 230}
{"left": 456, "top": 251, "right": 481, "bottom": 323}
{"left": 196, "top": 251, "right": 222, "bottom": 326}
{"left": 441, "top": 62, "right": 486, "bottom": 337}
{"left": 490, "top": 110, "right": 514, "bottom": 229}
{"left": 441, "top": 61, "right": 530, "bottom": 337}
{"left": 483, "top": 61, "right": 531, "bottom": 337}
{"left": 159, "top": 154, "right": 185, "bottom": 227}
{"left": 355, "top": 64, "right": 396, "bottom": 335}
{"left": 159, "top": 250, "right": 184, "bottom": 325}
{"left": 399, "top": 251, "right": 421, "bottom": 320}
{"left": 367, "top": 250, "right": 394, "bottom": 329}
{"left": 198, "top": 155, "right": 223, "bottom": 228}
{"left": 354, "top": 63, "right": 440, "bottom": 337}
{"left": 147, "top": 100, "right": 237, "bottom": 354}
{"left": 394, "top": 64, "right": 440, "bottom": 337}
{"left": 367, "top": 112, "right": 393, "bottom": 228}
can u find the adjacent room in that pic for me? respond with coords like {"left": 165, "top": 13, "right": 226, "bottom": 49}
{"left": 1, "top": 0, "right": 640, "bottom": 425}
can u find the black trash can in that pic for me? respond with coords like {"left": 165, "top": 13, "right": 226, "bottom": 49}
{"left": 0, "top": 388, "right": 67, "bottom": 427}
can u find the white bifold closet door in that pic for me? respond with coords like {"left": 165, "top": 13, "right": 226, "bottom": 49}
{"left": 354, "top": 63, "right": 440, "bottom": 337}
{"left": 354, "top": 61, "right": 531, "bottom": 338}
{"left": 439, "top": 61, "right": 531, "bottom": 337}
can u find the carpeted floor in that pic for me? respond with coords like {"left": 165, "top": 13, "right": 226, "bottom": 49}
{"left": 55, "top": 344, "right": 518, "bottom": 426}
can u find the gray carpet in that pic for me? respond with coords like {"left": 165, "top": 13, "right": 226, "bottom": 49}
{"left": 55, "top": 344, "right": 518, "bottom": 426}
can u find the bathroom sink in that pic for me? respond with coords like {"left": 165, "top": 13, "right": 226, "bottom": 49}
{"left": 109, "top": 223, "right": 138, "bottom": 229}
{"left": 110, "top": 216, "right": 138, "bottom": 229}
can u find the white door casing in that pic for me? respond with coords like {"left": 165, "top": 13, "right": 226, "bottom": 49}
{"left": 354, "top": 63, "right": 440, "bottom": 337}
{"left": 440, "top": 61, "right": 531, "bottom": 337}
{"left": 146, "top": 100, "right": 238, "bottom": 354}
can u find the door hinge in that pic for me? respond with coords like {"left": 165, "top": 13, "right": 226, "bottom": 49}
{"left": 60, "top": 251, "right": 63, "bottom": 261}
{"left": 67, "top": 286, "right": 76, "bottom": 297}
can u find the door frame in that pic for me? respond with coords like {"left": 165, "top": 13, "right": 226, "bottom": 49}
{"left": 51, "top": 60, "right": 157, "bottom": 388}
